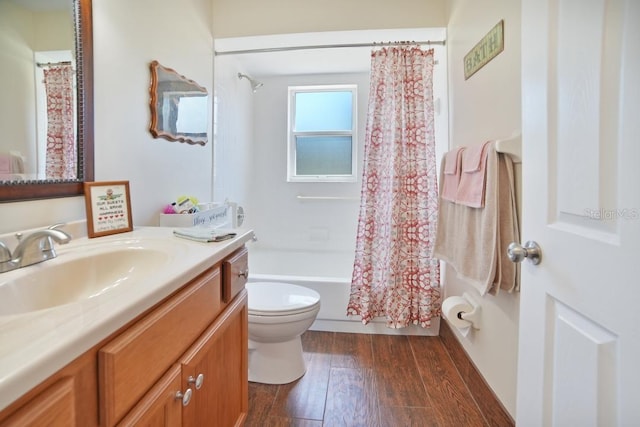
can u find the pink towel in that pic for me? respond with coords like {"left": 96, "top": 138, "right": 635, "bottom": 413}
{"left": 456, "top": 141, "right": 491, "bottom": 208}
{"left": 433, "top": 144, "right": 520, "bottom": 295}
{"left": 0, "top": 155, "right": 10, "bottom": 174}
{"left": 441, "top": 147, "right": 465, "bottom": 202}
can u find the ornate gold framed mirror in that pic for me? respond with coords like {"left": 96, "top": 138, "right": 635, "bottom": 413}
{"left": 149, "top": 61, "right": 208, "bottom": 146}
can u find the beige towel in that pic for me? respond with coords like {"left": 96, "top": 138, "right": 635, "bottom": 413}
{"left": 432, "top": 142, "right": 520, "bottom": 295}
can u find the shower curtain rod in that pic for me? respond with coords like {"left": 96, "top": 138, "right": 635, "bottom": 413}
{"left": 215, "top": 39, "right": 446, "bottom": 56}
{"left": 36, "top": 61, "right": 72, "bottom": 67}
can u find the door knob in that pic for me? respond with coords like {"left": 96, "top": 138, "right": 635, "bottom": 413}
{"left": 507, "top": 241, "right": 542, "bottom": 265}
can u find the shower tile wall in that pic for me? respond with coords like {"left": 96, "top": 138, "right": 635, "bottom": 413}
{"left": 214, "top": 61, "right": 365, "bottom": 255}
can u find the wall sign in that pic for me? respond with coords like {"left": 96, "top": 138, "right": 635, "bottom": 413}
{"left": 84, "top": 181, "right": 133, "bottom": 238}
{"left": 464, "top": 20, "right": 504, "bottom": 80}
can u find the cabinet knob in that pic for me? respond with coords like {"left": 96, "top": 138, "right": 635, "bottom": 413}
{"left": 175, "top": 388, "right": 193, "bottom": 406}
{"left": 238, "top": 269, "right": 249, "bottom": 279}
{"left": 188, "top": 373, "right": 205, "bottom": 390}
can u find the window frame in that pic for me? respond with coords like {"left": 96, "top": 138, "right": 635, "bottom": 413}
{"left": 287, "top": 84, "right": 358, "bottom": 183}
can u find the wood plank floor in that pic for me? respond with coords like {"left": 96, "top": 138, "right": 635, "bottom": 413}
{"left": 245, "top": 331, "right": 512, "bottom": 427}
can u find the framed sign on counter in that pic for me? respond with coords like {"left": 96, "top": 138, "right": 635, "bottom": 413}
{"left": 84, "top": 181, "right": 133, "bottom": 238}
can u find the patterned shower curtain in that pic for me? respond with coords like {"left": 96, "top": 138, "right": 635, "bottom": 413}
{"left": 44, "top": 65, "right": 76, "bottom": 180}
{"left": 347, "top": 46, "right": 440, "bottom": 328}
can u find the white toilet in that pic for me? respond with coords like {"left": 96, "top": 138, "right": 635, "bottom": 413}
{"left": 246, "top": 281, "right": 321, "bottom": 384}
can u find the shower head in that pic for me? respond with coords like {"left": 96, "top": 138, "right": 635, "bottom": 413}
{"left": 237, "top": 72, "right": 264, "bottom": 92}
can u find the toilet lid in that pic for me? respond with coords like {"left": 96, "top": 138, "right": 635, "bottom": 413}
{"left": 246, "top": 282, "right": 321, "bottom": 316}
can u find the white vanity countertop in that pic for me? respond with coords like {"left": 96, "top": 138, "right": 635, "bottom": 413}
{"left": 0, "top": 226, "right": 255, "bottom": 411}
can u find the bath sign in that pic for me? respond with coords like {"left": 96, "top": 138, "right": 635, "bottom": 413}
{"left": 84, "top": 180, "right": 133, "bottom": 238}
{"left": 464, "top": 20, "right": 504, "bottom": 80}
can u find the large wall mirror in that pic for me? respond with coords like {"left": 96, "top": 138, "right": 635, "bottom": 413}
{"left": 0, "top": 0, "right": 93, "bottom": 202}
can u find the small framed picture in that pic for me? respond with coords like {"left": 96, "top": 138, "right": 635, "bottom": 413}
{"left": 83, "top": 181, "right": 133, "bottom": 238}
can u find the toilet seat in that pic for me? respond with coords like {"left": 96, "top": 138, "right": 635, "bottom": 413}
{"left": 247, "top": 282, "right": 321, "bottom": 316}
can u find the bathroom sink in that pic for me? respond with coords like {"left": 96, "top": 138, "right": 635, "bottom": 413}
{"left": 0, "top": 247, "right": 170, "bottom": 316}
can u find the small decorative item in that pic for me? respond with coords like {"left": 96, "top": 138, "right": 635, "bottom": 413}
{"left": 84, "top": 181, "right": 133, "bottom": 238}
{"left": 464, "top": 20, "right": 505, "bottom": 80}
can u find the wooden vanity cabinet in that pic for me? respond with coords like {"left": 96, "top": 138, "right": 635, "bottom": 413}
{"left": 99, "top": 266, "right": 223, "bottom": 426}
{"left": 0, "top": 348, "right": 99, "bottom": 427}
{"left": 100, "top": 246, "right": 249, "bottom": 427}
{"left": 120, "top": 289, "right": 248, "bottom": 427}
{"left": 0, "top": 246, "right": 249, "bottom": 427}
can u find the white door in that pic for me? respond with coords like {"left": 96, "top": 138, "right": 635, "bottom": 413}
{"left": 516, "top": 0, "right": 640, "bottom": 425}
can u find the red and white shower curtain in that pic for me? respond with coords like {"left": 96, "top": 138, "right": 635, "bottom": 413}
{"left": 347, "top": 46, "right": 440, "bottom": 328}
{"left": 44, "top": 65, "right": 76, "bottom": 180}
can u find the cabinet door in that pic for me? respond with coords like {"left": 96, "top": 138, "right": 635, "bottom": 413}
{"left": 180, "top": 290, "right": 248, "bottom": 427}
{"left": 99, "top": 267, "right": 221, "bottom": 426}
{"left": 0, "top": 378, "right": 75, "bottom": 427}
{"left": 116, "top": 365, "right": 182, "bottom": 427}
{"left": 0, "top": 347, "right": 98, "bottom": 427}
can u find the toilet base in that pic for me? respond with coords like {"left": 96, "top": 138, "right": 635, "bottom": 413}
{"left": 248, "top": 336, "right": 306, "bottom": 384}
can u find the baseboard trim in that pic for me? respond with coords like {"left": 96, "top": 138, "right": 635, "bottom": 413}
{"left": 310, "top": 317, "right": 440, "bottom": 336}
{"left": 439, "top": 318, "right": 515, "bottom": 427}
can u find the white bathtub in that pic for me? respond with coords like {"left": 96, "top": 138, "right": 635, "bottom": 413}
{"left": 247, "top": 248, "right": 438, "bottom": 336}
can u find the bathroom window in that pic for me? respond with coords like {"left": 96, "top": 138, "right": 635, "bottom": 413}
{"left": 287, "top": 85, "right": 357, "bottom": 182}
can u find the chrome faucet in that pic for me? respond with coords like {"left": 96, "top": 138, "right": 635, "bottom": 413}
{"left": 0, "top": 224, "right": 72, "bottom": 273}
{"left": 0, "top": 241, "right": 11, "bottom": 265}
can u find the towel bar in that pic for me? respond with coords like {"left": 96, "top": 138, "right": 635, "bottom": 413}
{"left": 495, "top": 133, "right": 522, "bottom": 163}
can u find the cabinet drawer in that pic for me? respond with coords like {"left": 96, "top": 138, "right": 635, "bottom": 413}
{"left": 99, "top": 267, "right": 221, "bottom": 426}
{"left": 222, "top": 247, "right": 248, "bottom": 303}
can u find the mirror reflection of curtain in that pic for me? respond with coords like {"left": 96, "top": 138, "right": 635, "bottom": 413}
{"left": 44, "top": 65, "right": 76, "bottom": 179}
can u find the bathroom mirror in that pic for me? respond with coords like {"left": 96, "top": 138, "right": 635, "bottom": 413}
{"left": 0, "top": 0, "right": 93, "bottom": 202}
{"left": 149, "top": 61, "right": 208, "bottom": 146}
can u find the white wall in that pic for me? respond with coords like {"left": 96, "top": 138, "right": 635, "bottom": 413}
{"left": 33, "top": 10, "right": 74, "bottom": 52}
{"left": 92, "top": 0, "right": 215, "bottom": 226}
{"left": 0, "top": 2, "right": 38, "bottom": 176}
{"left": 446, "top": 0, "right": 521, "bottom": 417}
{"left": 213, "top": 0, "right": 447, "bottom": 38}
